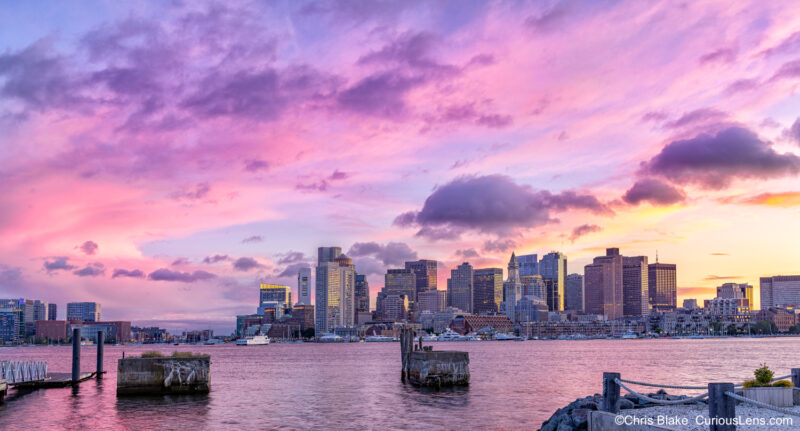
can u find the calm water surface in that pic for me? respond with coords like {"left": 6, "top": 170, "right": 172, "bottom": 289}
{"left": 0, "top": 338, "right": 798, "bottom": 430}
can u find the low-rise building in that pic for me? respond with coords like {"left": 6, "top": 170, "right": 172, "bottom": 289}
{"left": 450, "top": 314, "right": 513, "bottom": 335}
{"left": 35, "top": 320, "right": 68, "bottom": 342}
{"left": 703, "top": 298, "right": 750, "bottom": 322}
{"left": 520, "top": 319, "right": 646, "bottom": 338}
{"left": 752, "top": 307, "right": 796, "bottom": 332}
{"left": 67, "top": 321, "right": 131, "bottom": 344}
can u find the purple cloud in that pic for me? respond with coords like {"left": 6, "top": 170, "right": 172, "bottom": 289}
{"left": 79, "top": 240, "right": 98, "bottom": 255}
{"left": 761, "top": 31, "right": 800, "bottom": 57}
{"left": 640, "top": 126, "right": 800, "bottom": 189}
{"left": 242, "top": 235, "right": 263, "bottom": 243}
{"left": 699, "top": 47, "right": 736, "bottom": 65}
{"left": 0, "top": 266, "right": 22, "bottom": 286}
{"left": 73, "top": 263, "right": 105, "bottom": 277}
{"left": 785, "top": 118, "right": 800, "bottom": 144}
{"left": 328, "top": 170, "right": 349, "bottom": 181}
{"left": 233, "top": 257, "right": 262, "bottom": 271}
{"left": 277, "top": 251, "right": 306, "bottom": 265}
{"left": 337, "top": 71, "right": 422, "bottom": 117}
{"left": 569, "top": 224, "right": 602, "bottom": 242}
{"left": 148, "top": 268, "right": 217, "bottom": 282}
{"left": 395, "top": 175, "right": 610, "bottom": 239}
{"left": 455, "top": 248, "right": 480, "bottom": 259}
{"left": 770, "top": 59, "right": 800, "bottom": 82}
{"left": 112, "top": 268, "right": 145, "bottom": 278}
{"left": 623, "top": 178, "right": 686, "bottom": 206}
{"left": 663, "top": 108, "right": 727, "bottom": 129}
{"left": 244, "top": 159, "right": 270, "bottom": 172}
{"left": 202, "top": 254, "right": 230, "bottom": 264}
{"left": 43, "top": 257, "right": 76, "bottom": 272}
{"left": 723, "top": 79, "right": 759, "bottom": 95}
{"left": 277, "top": 262, "right": 311, "bottom": 278}
{"left": 170, "top": 183, "right": 211, "bottom": 200}
{"left": 525, "top": 2, "right": 570, "bottom": 32}
{"left": 483, "top": 239, "right": 516, "bottom": 253}
{"left": 171, "top": 258, "right": 190, "bottom": 266}
{"left": 347, "top": 242, "right": 418, "bottom": 266}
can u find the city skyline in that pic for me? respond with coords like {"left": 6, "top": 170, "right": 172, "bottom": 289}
{"left": 2, "top": 1, "right": 800, "bottom": 332}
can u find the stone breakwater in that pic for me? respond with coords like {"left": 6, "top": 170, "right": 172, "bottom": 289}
{"left": 539, "top": 389, "right": 706, "bottom": 431}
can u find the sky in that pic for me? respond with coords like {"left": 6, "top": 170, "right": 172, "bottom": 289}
{"left": 1, "top": 0, "right": 800, "bottom": 334}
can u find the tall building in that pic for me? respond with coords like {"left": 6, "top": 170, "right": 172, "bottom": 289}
{"left": 716, "top": 282, "right": 754, "bottom": 308}
{"left": 503, "top": 253, "right": 522, "bottom": 321}
{"left": 760, "top": 275, "right": 800, "bottom": 309}
{"left": 0, "top": 299, "right": 26, "bottom": 338}
{"left": 584, "top": 248, "right": 623, "bottom": 320}
{"left": 648, "top": 262, "right": 677, "bottom": 312}
{"left": 473, "top": 268, "right": 503, "bottom": 314}
{"left": 314, "top": 247, "right": 356, "bottom": 332}
{"left": 47, "top": 303, "right": 57, "bottom": 320}
{"left": 565, "top": 273, "right": 584, "bottom": 312}
{"left": 521, "top": 274, "right": 545, "bottom": 299}
{"left": 539, "top": 252, "right": 567, "bottom": 311}
{"left": 417, "top": 289, "right": 446, "bottom": 313}
{"left": 297, "top": 267, "right": 312, "bottom": 305}
{"left": 517, "top": 253, "right": 539, "bottom": 276}
{"left": 259, "top": 284, "right": 292, "bottom": 317}
{"left": 67, "top": 302, "right": 101, "bottom": 322}
{"left": 447, "top": 262, "right": 474, "bottom": 313}
{"left": 404, "top": 259, "right": 438, "bottom": 292}
{"left": 384, "top": 269, "right": 417, "bottom": 309}
{"left": 354, "top": 273, "right": 370, "bottom": 313}
{"left": 32, "top": 300, "right": 48, "bottom": 322}
{"left": 0, "top": 308, "right": 18, "bottom": 343}
{"left": 622, "top": 256, "right": 649, "bottom": 317}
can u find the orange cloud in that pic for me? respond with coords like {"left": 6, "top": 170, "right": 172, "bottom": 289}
{"left": 741, "top": 191, "right": 800, "bottom": 207}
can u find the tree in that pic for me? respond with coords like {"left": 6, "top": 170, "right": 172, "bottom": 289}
{"left": 751, "top": 320, "right": 778, "bottom": 335}
{"left": 726, "top": 324, "right": 738, "bottom": 336}
{"left": 301, "top": 328, "right": 315, "bottom": 339}
{"left": 789, "top": 324, "right": 800, "bottom": 334}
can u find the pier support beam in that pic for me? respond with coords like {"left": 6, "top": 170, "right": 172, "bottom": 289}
{"left": 708, "top": 383, "right": 735, "bottom": 431}
{"left": 72, "top": 328, "right": 81, "bottom": 384}
{"left": 97, "top": 331, "right": 104, "bottom": 379}
{"left": 602, "top": 372, "right": 621, "bottom": 413}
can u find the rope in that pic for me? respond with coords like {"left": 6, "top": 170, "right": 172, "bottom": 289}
{"left": 724, "top": 391, "right": 800, "bottom": 418}
{"left": 615, "top": 379, "right": 708, "bottom": 405}
{"left": 618, "top": 378, "right": 706, "bottom": 390}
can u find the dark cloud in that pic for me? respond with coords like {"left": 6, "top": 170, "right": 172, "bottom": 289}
{"left": 785, "top": 118, "right": 800, "bottom": 144}
{"left": 148, "top": 268, "right": 217, "bottom": 282}
{"left": 663, "top": 108, "right": 727, "bottom": 129}
{"left": 296, "top": 179, "right": 330, "bottom": 192}
{"left": 639, "top": 126, "right": 800, "bottom": 189}
{"left": 569, "top": 224, "right": 602, "bottom": 242}
{"left": 347, "top": 242, "right": 418, "bottom": 266}
{"left": 328, "top": 170, "right": 349, "bottom": 181}
{"left": 358, "top": 31, "right": 448, "bottom": 71}
{"left": 242, "top": 235, "right": 263, "bottom": 243}
{"left": 170, "top": 183, "right": 211, "bottom": 200}
{"left": 455, "top": 249, "right": 480, "bottom": 259}
{"left": 112, "top": 268, "right": 145, "bottom": 278}
{"left": 171, "top": 258, "right": 190, "bottom": 266}
{"left": 233, "top": 257, "right": 262, "bottom": 271}
{"left": 770, "top": 59, "right": 800, "bottom": 82}
{"left": 43, "top": 257, "right": 76, "bottom": 272}
{"left": 622, "top": 178, "right": 686, "bottom": 206}
{"left": 337, "top": 71, "right": 422, "bottom": 117}
{"left": 698, "top": 47, "right": 736, "bottom": 65}
{"left": 202, "top": 254, "right": 230, "bottom": 264}
{"left": 414, "top": 226, "right": 463, "bottom": 240}
{"left": 277, "top": 262, "right": 311, "bottom": 278}
{"left": 73, "top": 263, "right": 105, "bottom": 277}
{"left": 483, "top": 239, "right": 516, "bottom": 253}
{"left": 79, "top": 240, "right": 99, "bottom": 255}
{"left": 395, "top": 175, "right": 610, "bottom": 239}
{"left": 277, "top": 251, "right": 306, "bottom": 265}
{"left": 244, "top": 159, "right": 269, "bottom": 172}
{"left": 181, "top": 69, "right": 284, "bottom": 120}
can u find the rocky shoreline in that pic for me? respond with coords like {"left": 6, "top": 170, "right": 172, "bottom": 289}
{"left": 540, "top": 389, "right": 706, "bottom": 431}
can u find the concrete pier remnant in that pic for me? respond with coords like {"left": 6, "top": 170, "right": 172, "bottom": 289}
{"left": 117, "top": 356, "right": 210, "bottom": 395}
{"left": 399, "top": 327, "right": 469, "bottom": 388}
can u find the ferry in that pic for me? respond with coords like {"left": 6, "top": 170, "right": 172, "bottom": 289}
{"left": 365, "top": 335, "right": 394, "bottom": 342}
{"left": 437, "top": 330, "right": 468, "bottom": 341}
{"left": 317, "top": 333, "right": 344, "bottom": 343}
{"left": 236, "top": 335, "right": 270, "bottom": 346}
{"left": 495, "top": 333, "right": 521, "bottom": 341}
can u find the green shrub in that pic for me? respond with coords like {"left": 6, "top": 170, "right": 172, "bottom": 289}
{"left": 742, "top": 380, "right": 758, "bottom": 388}
{"left": 171, "top": 351, "right": 209, "bottom": 358}
{"left": 772, "top": 380, "right": 793, "bottom": 388}
{"left": 140, "top": 351, "right": 164, "bottom": 358}
{"left": 754, "top": 363, "right": 774, "bottom": 386}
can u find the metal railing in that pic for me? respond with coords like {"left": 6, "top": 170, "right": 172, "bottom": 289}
{"left": 0, "top": 361, "right": 48, "bottom": 383}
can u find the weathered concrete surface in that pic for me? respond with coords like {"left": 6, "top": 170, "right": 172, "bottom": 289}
{"left": 742, "top": 387, "right": 793, "bottom": 407}
{"left": 0, "top": 379, "right": 6, "bottom": 403}
{"left": 407, "top": 350, "right": 469, "bottom": 388}
{"left": 588, "top": 411, "right": 677, "bottom": 431}
{"left": 117, "top": 357, "right": 210, "bottom": 395}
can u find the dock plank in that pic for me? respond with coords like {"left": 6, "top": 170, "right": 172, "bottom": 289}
{"left": 9, "top": 372, "right": 96, "bottom": 389}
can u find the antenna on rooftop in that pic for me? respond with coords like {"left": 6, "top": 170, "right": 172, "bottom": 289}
{"left": 656, "top": 249, "right": 659, "bottom": 263}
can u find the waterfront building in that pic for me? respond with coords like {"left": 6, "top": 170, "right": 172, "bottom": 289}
{"left": 32, "top": 300, "right": 48, "bottom": 322}
{"left": 539, "top": 252, "right": 567, "bottom": 311}
{"left": 648, "top": 262, "right": 677, "bottom": 312}
{"left": 517, "top": 253, "right": 539, "bottom": 276}
{"left": 503, "top": 253, "right": 522, "bottom": 321}
{"left": 450, "top": 314, "right": 513, "bottom": 335}
{"left": 131, "top": 326, "right": 170, "bottom": 343}
{"left": 0, "top": 308, "right": 17, "bottom": 343}
{"left": 520, "top": 319, "right": 646, "bottom": 338}
{"left": 404, "top": 259, "right": 438, "bottom": 292}
{"left": 35, "top": 320, "right": 67, "bottom": 342}
{"left": 384, "top": 268, "right": 417, "bottom": 308}
{"left": 565, "top": 273, "right": 584, "bottom": 312}
{"left": 47, "top": 303, "right": 57, "bottom": 320}
{"left": 287, "top": 303, "right": 315, "bottom": 332}
{"left": 297, "top": 267, "right": 312, "bottom": 305}
{"left": 516, "top": 296, "right": 549, "bottom": 323}
{"left": 67, "top": 302, "right": 101, "bottom": 322}
{"left": 682, "top": 299, "right": 699, "bottom": 310}
{"left": 382, "top": 294, "right": 408, "bottom": 321}
{"left": 752, "top": 307, "right": 796, "bottom": 332}
{"left": 473, "top": 268, "right": 503, "bottom": 314}
{"left": 759, "top": 275, "right": 800, "bottom": 309}
{"left": 260, "top": 284, "right": 292, "bottom": 309}
{"left": 67, "top": 321, "right": 131, "bottom": 344}
{"left": 647, "top": 312, "right": 709, "bottom": 336}
{"left": 354, "top": 273, "right": 370, "bottom": 314}
{"left": 236, "top": 313, "right": 266, "bottom": 337}
{"left": 716, "top": 282, "right": 753, "bottom": 309}
{"left": 584, "top": 248, "right": 624, "bottom": 320}
{"left": 183, "top": 329, "right": 213, "bottom": 343}
{"left": 0, "top": 299, "right": 26, "bottom": 338}
{"left": 315, "top": 247, "right": 356, "bottom": 332}
{"left": 521, "top": 274, "right": 545, "bottom": 299}
{"left": 447, "top": 262, "right": 474, "bottom": 314}
{"left": 622, "top": 256, "right": 649, "bottom": 317}
{"left": 703, "top": 298, "right": 750, "bottom": 322}
{"left": 417, "top": 289, "right": 446, "bottom": 313}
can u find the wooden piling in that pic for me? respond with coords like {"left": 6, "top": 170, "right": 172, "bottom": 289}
{"left": 71, "top": 328, "right": 81, "bottom": 384}
{"left": 96, "top": 331, "right": 104, "bottom": 379}
{"left": 708, "top": 383, "right": 735, "bottom": 431}
{"left": 792, "top": 368, "right": 800, "bottom": 405}
{"left": 601, "top": 372, "right": 621, "bottom": 413}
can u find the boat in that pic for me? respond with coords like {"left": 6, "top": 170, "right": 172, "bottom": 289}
{"left": 365, "top": 335, "right": 394, "bottom": 342}
{"left": 236, "top": 335, "right": 270, "bottom": 346}
{"left": 317, "top": 333, "right": 344, "bottom": 343}
{"left": 495, "top": 333, "right": 521, "bottom": 341}
{"left": 437, "top": 330, "right": 468, "bottom": 341}
{"left": 422, "top": 335, "right": 439, "bottom": 342}
{"left": 621, "top": 332, "right": 638, "bottom": 339}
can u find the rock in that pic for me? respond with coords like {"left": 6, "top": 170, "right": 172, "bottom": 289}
{"left": 556, "top": 421, "right": 574, "bottom": 431}
{"left": 571, "top": 408, "right": 590, "bottom": 429}
{"left": 656, "top": 389, "right": 667, "bottom": 395}
{"left": 619, "top": 398, "right": 635, "bottom": 410}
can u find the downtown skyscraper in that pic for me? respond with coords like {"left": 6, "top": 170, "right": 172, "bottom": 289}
{"left": 404, "top": 259, "right": 437, "bottom": 293}
{"left": 447, "top": 262, "right": 474, "bottom": 313}
{"left": 648, "top": 262, "right": 677, "bottom": 312}
{"left": 473, "top": 268, "right": 503, "bottom": 315}
{"left": 315, "top": 247, "right": 356, "bottom": 332}
{"left": 584, "top": 248, "right": 623, "bottom": 320}
{"left": 503, "top": 253, "right": 522, "bottom": 322}
{"left": 539, "top": 252, "right": 566, "bottom": 311}
{"left": 622, "top": 256, "right": 649, "bottom": 317}
{"left": 297, "top": 267, "right": 312, "bottom": 305}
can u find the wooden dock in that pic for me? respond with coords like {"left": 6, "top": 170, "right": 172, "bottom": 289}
{"left": 0, "top": 379, "right": 6, "bottom": 403}
{"left": 9, "top": 372, "right": 99, "bottom": 389}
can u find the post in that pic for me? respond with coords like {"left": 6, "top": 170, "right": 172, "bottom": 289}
{"left": 602, "top": 372, "right": 621, "bottom": 413}
{"left": 792, "top": 369, "right": 800, "bottom": 405}
{"left": 708, "top": 383, "right": 735, "bottom": 431}
{"left": 71, "top": 328, "right": 81, "bottom": 383}
{"left": 96, "top": 331, "right": 104, "bottom": 379}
